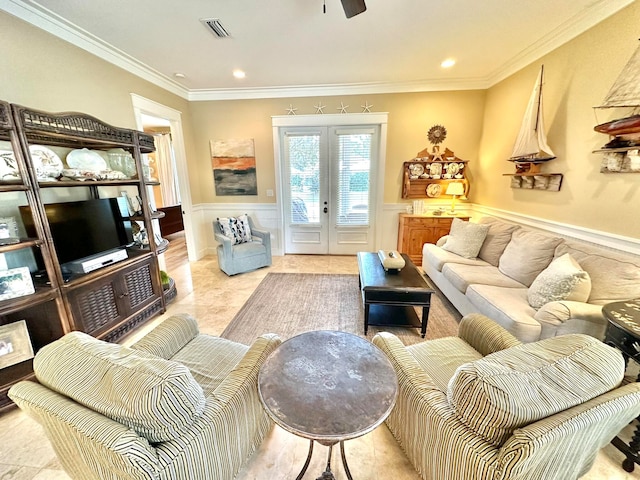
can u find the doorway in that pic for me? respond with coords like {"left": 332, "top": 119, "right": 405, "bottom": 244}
{"left": 131, "top": 94, "right": 196, "bottom": 262}
{"left": 273, "top": 113, "right": 388, "bottom": 255}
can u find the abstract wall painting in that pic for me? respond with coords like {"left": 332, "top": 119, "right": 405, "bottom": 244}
{"left": 210, "top": 138, "right": 257, "bottom": 196}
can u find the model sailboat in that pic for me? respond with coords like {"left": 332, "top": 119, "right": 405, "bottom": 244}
{"left": 594, "top": 40, "right": 640, "bottom": 147}
{"left": 508, "top": 65, "right": 556, "bottom": 173}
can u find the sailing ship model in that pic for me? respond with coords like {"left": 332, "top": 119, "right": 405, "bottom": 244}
{"left": 508, "top": 65, "right": 556, "bottom": 174}
{"left": 594, "top": 40, "right": 640, "bottom": 149}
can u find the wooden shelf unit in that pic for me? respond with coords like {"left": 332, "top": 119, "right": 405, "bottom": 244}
{"left": 402, "top": 147, "right": 470, "bottom": 200}
{"left": 0, "top": 101, "right": 166, "bottom": 411}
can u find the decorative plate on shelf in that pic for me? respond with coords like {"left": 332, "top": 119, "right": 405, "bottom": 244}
{"left": 446, "top": 162, "right": 460, "bottom": 176}
{"left": 429, "top": 163, "right": 442, "bottom": 178}
{"left": 66, "top": 148, "right": 108, "bottom": 171}
{"left": 29, "top": 145, "right": 63, "bottom": 180}
{"left": 0, "top": 150, "right": 20, "bottom": 181}
{"left": 426, "top": 183, "right": 442, "bottom": 198}
{"left": 409, "top": 163, "right": 424, "bottom": 177}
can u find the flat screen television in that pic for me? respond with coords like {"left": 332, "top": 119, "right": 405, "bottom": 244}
{"left": 20, "top": 197, "right": 134, "bottom": 272}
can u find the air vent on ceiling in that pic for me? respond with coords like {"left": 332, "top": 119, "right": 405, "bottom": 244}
{"left": 201, "top": 18, "right": 230, "bottom": 38}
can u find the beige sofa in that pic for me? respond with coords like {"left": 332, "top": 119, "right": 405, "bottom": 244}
{"left": 422, "top": 217, "right": 640, "bottom": 342}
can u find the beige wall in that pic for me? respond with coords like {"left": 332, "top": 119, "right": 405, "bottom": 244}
{"left": 477, "top": 1, "right": 640, "bottom": 237}
{"left": 3, "top": 3, "right": 640, "bottom": 238}
{"left": 0, "top": 12, "right": 200, "bottom": 202}
{"left": 190, "top": 90, "right": 486, "bottom": 205}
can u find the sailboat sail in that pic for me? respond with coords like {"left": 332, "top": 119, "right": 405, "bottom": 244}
{"left": 509, "top": 66, "right": 555, "bottom": 162}
{"left": 594, "top": 41, "right": 640, "bottom": 139}
{"left": 598, "top": 42, "right": 640, "bottom": 108}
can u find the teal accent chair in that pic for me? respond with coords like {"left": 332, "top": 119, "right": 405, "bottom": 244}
{"left": 214, "top": 215, "right": 272, "bottom": 276}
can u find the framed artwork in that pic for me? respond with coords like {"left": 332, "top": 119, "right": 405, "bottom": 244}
{"left": 0, "top": 266, "right": 35, "bottom": 301}
{"left": 0, "top": 216, "right": 19, "bottom": 245}
{"left": 0, "top": 320, "right": 35, "bottom": 369}
{"left": 210, "top": 138, "right": 257, "bottom": 196}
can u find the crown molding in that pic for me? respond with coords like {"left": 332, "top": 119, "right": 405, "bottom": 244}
{"left": 2, "top": 0, "right": 635, "bottom": 101}
{"left": 486, "top": 0, "right": 636, "bottom": 86}
{"left": 1, "top": 0, "right": 190, "bottom": 99}
{"left": 187, "top": 77, "right": 489, "bottom": 101}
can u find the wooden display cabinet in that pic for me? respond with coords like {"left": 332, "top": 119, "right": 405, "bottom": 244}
{"left": 402, "top": 147, "right": 470, "bottom": 200}
{"left": 0, "top": 101, "right": 166, "bottom": 411}
{"left": 397, "top": 214, "right": 470, "bottom": 265}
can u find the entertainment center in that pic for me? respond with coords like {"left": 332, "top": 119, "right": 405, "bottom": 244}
{"left": 0, "top": 100, "right": 166, "bottom": 410}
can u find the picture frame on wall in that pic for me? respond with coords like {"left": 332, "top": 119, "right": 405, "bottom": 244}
{"left": 0, "top": 320, "right": 35, "bottom": 369}
{"left": 0, "top": 266, "right": 35, "bottom": 301}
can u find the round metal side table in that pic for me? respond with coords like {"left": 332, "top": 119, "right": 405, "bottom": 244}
{"left": 258, "top": 330, "right": 398, "bottom": 480}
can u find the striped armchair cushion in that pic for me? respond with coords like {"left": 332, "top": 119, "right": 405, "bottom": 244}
{"left": 447, "top": 334, "right": 625, "bottom": 446}
{"left": 34, "top": 331, "right": 206, "bottom": 443}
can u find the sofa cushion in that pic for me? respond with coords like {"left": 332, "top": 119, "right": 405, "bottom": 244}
{"left": 422, "top": 243, "right": 490, "bottom": 272}
{"left": 447, "top": 334, "right": 624, "bottom": 447}
{"left": 527, "top": 253, "right": 591, "bottom": 309}
{"left": 556, "top": 242, "right": 640, "bottom": 305}
{"left": 441, "top": 218, "right": 490, "bottom": 259}
{"left": 498, "top": 229, "right": 564, "bottom": 286}
{"left": 477, "top": 218, "right": 520, "bottom": 266}
{"left": 466, "top": 284, "right": 541, "bottom": 343}
{"left": 442, "top": 263, "right": 525, "bottom": 294}
{"left": 34, "top": 331, "right": 206, "bottom": 443}
{"left": 218, "top": 214, "right": 252, "bottom": 245}
{"left": 169, "top": 334, "right": 249, "bottom": 396}
{"left": 407, "top": 337, "right": 483, "bottom": 392}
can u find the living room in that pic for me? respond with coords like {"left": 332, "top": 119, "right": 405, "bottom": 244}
{"left": 2, "top": 1, "right": 640, "bottom": 479}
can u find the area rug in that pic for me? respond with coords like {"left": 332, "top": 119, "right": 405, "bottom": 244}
{"left": 221, "top": 272, "right": 461, "bottom": 346}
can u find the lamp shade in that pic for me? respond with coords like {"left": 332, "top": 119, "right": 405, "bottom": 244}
{"left": 445, "top": 182, "right": 465, "bottom": 196}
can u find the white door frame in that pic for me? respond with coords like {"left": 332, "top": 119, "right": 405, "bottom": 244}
{"left": 272, "top": 113, "right": 388, "bottom": 255}
{"left": 130, "top": 94, "right": 196, "bottom": 262}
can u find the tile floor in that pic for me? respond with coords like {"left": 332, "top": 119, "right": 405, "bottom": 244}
{"left": 0, "top": 237, "right": 638, "bottom": 479}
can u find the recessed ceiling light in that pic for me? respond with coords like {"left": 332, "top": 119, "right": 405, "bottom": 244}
{"left": 233, "top": 70, "right": 246, "bottom": 79}
{"left": 441, "top": 58, "right": 456, "bottom": 69}
{"left": 174, "top": 73, "right": 186, "bottom": 78}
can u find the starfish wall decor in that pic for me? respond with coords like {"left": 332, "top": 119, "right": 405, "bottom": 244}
{"left": 361, "top": 101, "right": 373, "bottom": 113}
{"left": 314, "top": 102, "right": 326, "bottom": 114}
{"left": 337, "top": 102, "right": 349, "bottom": 114}
{"left": 286, "top": 104, "right": 298, "bottom": 115}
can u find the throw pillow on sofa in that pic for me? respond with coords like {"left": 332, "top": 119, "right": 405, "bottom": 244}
{"left": 442, "top": 218, "right": 490, "bottom": 259}
{"left": 218, "top": 214, "right": 252, "bottom": 245}
{"left": 498, "top": 229, "right": 563, "bottom": 286}
{"left": 477, "top": 218, "right": 520, "bottom": 266}
{"left": 527, "top": 253, "right": 592, "bottom": 309}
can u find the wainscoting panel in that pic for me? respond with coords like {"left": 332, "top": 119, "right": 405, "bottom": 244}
{"left": 192, "top": 202, "right": 640, "bottom": 260}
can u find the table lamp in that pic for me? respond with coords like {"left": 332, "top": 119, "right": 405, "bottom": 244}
{"left": 445, "top": 182, "right": 465, "bottom": 214}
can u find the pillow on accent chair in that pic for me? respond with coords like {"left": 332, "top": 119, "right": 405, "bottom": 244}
{"left": 527, "top": 253, "right": 592, "bottom": 309}
{"left": 441, "top": 218, "right": 490, "bottom": 259}
{"left": 218, "top": 214, "right": 252, "bottom": 245}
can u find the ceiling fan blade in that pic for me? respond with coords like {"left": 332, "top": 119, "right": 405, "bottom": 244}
{"left": 341, "top": 0, "right": 366, "bottom": 18}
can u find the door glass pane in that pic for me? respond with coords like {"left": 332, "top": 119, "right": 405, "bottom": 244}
{"left": 287, "top": 134, "right": 320, "bottom": 224}
{"left": 336, "top": 133, "right": 371, "bottom": 226}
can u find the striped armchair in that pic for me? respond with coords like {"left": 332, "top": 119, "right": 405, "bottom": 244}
{"left": 8, "top": 314, "right": 281, "bottom": 480}
{"left": 373, "top": 313, "right": 640, "bottom": 480}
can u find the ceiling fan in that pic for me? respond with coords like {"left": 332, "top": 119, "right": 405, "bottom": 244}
{"left": 340, "top": 0, "right": 367, "bottom": 18}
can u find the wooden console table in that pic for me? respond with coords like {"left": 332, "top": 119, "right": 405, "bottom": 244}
{"left": 397, "top": 214, "right": 470, "bottom": 264}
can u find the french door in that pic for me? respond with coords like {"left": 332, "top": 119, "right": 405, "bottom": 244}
{"left": 280, "top": 125, "right": 379, "bottom": 254}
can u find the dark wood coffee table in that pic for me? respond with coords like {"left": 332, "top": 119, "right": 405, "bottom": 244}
{"left": 357, "top": 251, "right": 434, "bottom": 338}
{"left": 258, "top": 330, "right": 398, "bottom": 480}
